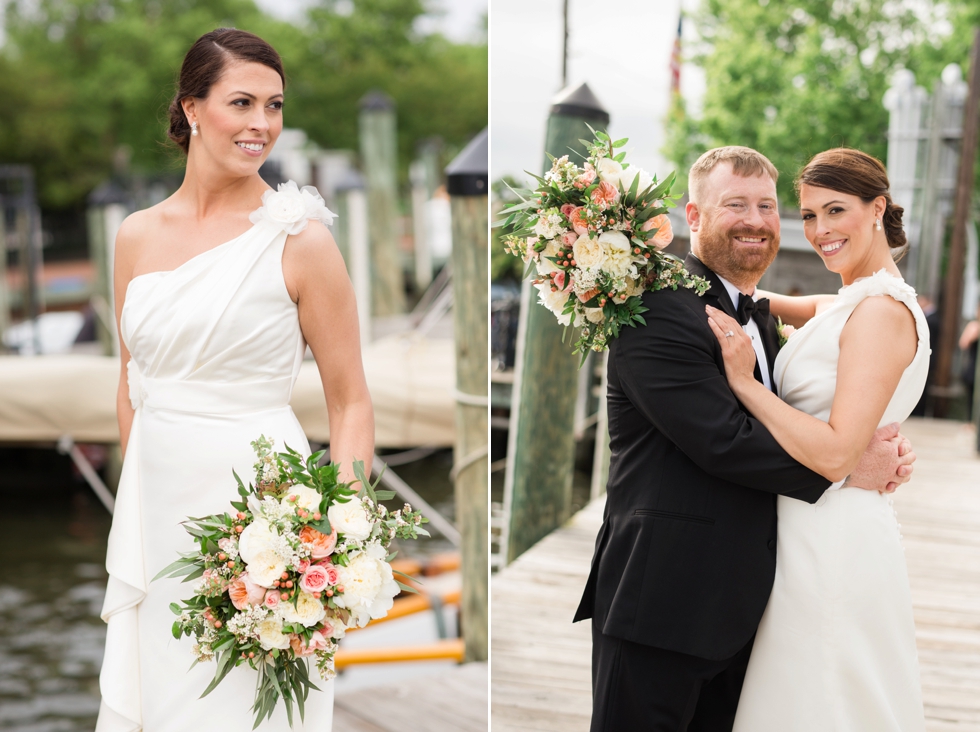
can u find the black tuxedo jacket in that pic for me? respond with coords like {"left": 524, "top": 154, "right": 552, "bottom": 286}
{"left": 573, "top": 254, "right": 830, "bottom": 661}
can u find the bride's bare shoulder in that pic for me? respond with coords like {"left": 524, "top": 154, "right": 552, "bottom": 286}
{"left": 116, "top": 201, "right": 174, "bottom": 251}
{"left": 115, "top": 200, "right": 185, "bottom": 268}
{"left": 843, "top": 294, "right": 918, "bottom": 365}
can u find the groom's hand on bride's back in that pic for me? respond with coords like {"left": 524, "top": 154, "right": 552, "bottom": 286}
{"left": 844, "top": 423, "right": 916, "bottom": 494}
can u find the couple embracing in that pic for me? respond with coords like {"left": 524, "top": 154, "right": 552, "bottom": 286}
{"left": 574, "top": 145, "right": 929, "bottom": 731}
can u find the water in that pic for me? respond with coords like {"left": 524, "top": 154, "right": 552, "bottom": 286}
{"left": 0, "top": 446, "right": 457, "bottom": 731}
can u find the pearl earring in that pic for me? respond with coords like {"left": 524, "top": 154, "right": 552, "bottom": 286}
{"left": 191, "top": 122, "right": 198, "bottom": 136}
{"left": 875, "top": 218, "right": 882, "bottom": 231}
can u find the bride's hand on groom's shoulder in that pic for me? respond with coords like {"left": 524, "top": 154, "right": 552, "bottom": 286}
{"left": 844, "top": 423, "right": 916, "bottom": 494}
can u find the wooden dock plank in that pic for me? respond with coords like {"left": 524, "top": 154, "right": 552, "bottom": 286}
{"left": 334, "top": 662, "right": 487, "bottom": 731}
{"left": 491, "top": 418, "right": 980, "bottom": 731}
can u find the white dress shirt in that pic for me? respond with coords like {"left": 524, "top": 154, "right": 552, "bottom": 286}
{"left": 716, "top": 276, "right": 846, "bottom": 491}
{"left": 716, "top": 275, "right": 772, "bottom": 391}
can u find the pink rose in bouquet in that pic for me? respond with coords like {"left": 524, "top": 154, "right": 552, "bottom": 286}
{"left": 643, "top": 214, "right": 674, "bottom": 250}
{"left": 290, "top": 630, "right": 329, "bottom": 658}
{"left": 299, "top": 525, "right": 337, "bottom": 559}
{"left": 299, "top": 565, "right": 331, "bottom": 594}
{"left": 569, "top": 207, "right": 589, "bottom": 235}
{"left": 591, "top": 180, "right": 620, "bottom": 209}
{"left": 228, "top": 573, "right": 266, "bottom": 610}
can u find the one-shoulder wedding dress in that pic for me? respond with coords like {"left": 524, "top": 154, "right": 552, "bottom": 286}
{"left": 97, "top": 184, "right": 336, "bottom": 731}
{"left": 733, "top": 271, "right": 929, "bottom": 731}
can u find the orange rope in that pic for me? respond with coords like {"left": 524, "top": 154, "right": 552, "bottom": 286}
{"left": 334, "top": 639, "right": 465, "bottom": 669}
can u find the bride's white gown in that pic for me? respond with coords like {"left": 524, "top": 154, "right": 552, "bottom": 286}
{"left": 734, "top": 271, "right": 929, "bottom": 731}
{"left": 97, "top": 188, "right": 335, "bottom": 731}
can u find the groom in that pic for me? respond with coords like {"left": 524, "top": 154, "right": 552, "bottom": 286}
{"left": 573, "top": 146, "right": 916, "bottom": 731}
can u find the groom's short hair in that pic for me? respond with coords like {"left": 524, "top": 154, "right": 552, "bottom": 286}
{"left": 689, "top": 147, "right": 779, "bottom": 204}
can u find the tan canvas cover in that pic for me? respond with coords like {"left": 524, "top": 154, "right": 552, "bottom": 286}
{"left": 0, "top": 335, "right": 455, "bottom": 447}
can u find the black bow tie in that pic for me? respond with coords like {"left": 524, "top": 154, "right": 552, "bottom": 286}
{"left": 736, "top": 293, "right": 771, "bottom": 327}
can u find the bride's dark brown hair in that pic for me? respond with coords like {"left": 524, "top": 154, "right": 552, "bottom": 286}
{"left": 795, "top": 148, "right": 907, "bottom": 259}
{"left": 167, "top": 28, "right": 285, "bottom": 154}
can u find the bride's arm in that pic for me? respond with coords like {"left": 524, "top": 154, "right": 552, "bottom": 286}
{"left": 756, "top": 289, "right": 836, "bottom": 327}
{"left": 706, "top": 297, "right": 917, "bottom": 482}
{"left": 113, "top": 215, "right": 142, "bottom": 459}
{"left": 284, "top": 222, "right": 375, "bottom": 484}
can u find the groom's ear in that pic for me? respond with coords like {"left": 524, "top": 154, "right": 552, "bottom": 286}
{"left": 686, "top": 201, "right": 701, "bottom": 232}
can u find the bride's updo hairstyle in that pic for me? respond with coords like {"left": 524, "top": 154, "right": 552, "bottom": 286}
{"left": 795, "top": 148, "right": 907, "bottom": 259}
{"left": 167, "top": 28, "right": 285, "bottom": 154}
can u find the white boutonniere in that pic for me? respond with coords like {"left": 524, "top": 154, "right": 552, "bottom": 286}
{"left": 249, "top": 180, "right": 337, "bottom": 235}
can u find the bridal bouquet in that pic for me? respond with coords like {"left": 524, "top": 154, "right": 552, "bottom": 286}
{"left": 498, "top": 129, "right": 708, "bottom": 356}
{"left": 153, "top": 436, "right": 428, "bottom": 728}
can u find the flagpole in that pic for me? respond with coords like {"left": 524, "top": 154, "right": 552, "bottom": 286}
{"left": 562, "top": 0, "right": 570, "bottom": 87}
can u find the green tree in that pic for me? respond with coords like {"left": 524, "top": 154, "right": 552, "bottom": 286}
{"left": 0, "top": 0, "right": 487, "bottom": 209}
{"left": 665, "top": 0, "right": 934, "bottom": 204}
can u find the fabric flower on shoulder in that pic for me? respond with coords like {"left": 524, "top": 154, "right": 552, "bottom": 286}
{"left": 249, "top": 180, "right": 337, "bottom": 235}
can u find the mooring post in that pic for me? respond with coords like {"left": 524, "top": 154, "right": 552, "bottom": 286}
{"left": 358, "top": 90, "right": 406, "bottom": 318}
{"left": 87, "top": 180, "right": 130, "bottom": 357}
{"left": 502, "top": 83, "right": 610, "bottom": 564}
{"left": 446, "top": 128, "right": 489, "bottom": 662}
{"left": 335, "top": 170, "right": 372, "bottom": 348}
{"left": 0, "top": 208, "right": 8, "bottom": 345}
{"left": 934, "top": 28, "right": 980, "bottom": 418}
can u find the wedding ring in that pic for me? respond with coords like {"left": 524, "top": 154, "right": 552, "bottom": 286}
{"left": 725, "top": 331, "right": 735, "bottom": 338}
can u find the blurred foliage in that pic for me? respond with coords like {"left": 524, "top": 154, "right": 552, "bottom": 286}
{"left": 0, "top": 0, "right": 487, "bottom": 209}
{"left": 663, "top": 0, "right": 976, "bottom": 206}
{"left": 490, "top": 175, "right": 523, "bottom": 282}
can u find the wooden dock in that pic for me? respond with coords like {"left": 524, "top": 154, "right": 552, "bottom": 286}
{"left": 490, "top": 418, "right": 980, "bottom": 731}
{"left": 334, "top": 661, "right": 487, "bottom": 731}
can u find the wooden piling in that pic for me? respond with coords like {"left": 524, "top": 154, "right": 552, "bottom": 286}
{"left": 358, "top": 90, "right": 406, "bottom": 317}
{"left": 446, "top": 129, "right": 489, "bottom": 662}
{"left": 934, "top": 28, "right": 980, "bottom": 416}
{"left": 502, "top": 83, "right": 610, "bottom": 564}
{"left": 87, "top": 181, "right": 129, "bottom": 356}
{"left": 0, "top": 214, "right": 8, "bottom": 344}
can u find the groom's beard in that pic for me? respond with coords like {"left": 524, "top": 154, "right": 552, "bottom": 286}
{"left": 697, "top": 218, "right": 779, "bottom": 288}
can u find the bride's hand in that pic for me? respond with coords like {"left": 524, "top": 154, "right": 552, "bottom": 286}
{"left": 706, "top": 305, "right": 757, "bottom": 386}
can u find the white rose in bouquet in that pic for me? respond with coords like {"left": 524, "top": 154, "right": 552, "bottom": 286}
{"left": 246, "top": 549, "right": 288, "bottom": 588}
{"left": 280, "top": 590, "right": 327, "bottom": 628}
{"left": 327, "top": 499, "right": 374, "bottom": 542}
{"left": 621, "top": 166, "right": 654, "bottom": 197}
{"left": 534, "top": 283, "right": 572, "bottom": 326}
{"left": 598, "top": 231, "right": 632, "bottom": 278}
{"left": 572, "top": 235, "right": 605, "bottom": 270}
{"left": 238, "top": 519, "right": 278, "bottom": 565}
{"left": 597, "top": 158, "right": 625, "bottom": 188}
{"left": 624, "top": 276, "right": 644, "bottom": 298}
{"left": 333, "top": 542, "right": 399, "bottom": 628}
{"left": 584, "top": 307, "right": 605, "bottom": 324}
{"left": 280, "top": 484, "right": 322, "bottom": 513}
{"left": 256, "top": 616, "right": 292, "bottom": 651}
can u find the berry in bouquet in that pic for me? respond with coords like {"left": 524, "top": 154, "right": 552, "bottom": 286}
{"left": 498, "top": 129, "right": 709, "bottom": 358}
{"left": 153, "top": 436, "right": 429, "bottom": 728}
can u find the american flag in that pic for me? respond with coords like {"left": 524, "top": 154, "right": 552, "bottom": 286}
{"left": 670, "top": 16, "right": 682, "bottom": 95}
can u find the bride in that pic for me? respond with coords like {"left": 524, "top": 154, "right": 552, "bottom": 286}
{"left": 97, "top": 28, "right": 373, "bottom": 731}
{"left": 706, "top": 148, "right": 928, "bottom": 730}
